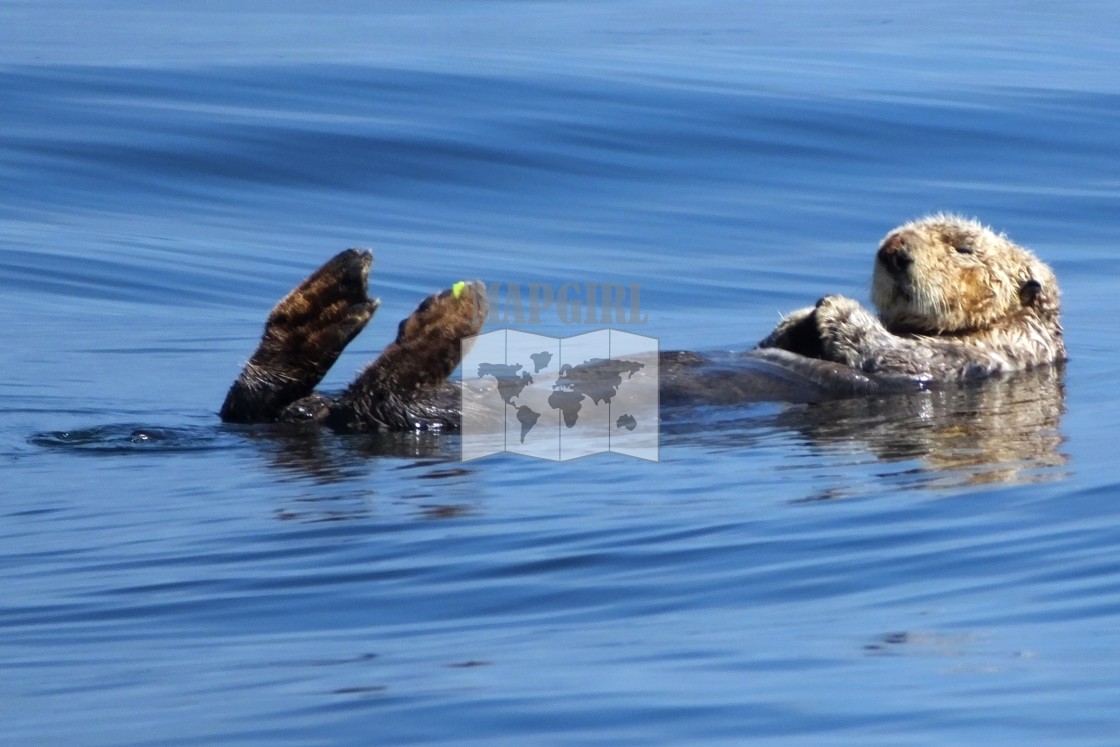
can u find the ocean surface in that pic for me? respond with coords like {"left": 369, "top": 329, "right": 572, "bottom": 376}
{"left": 4, "top": 2, "right": 1120, "bottom": 744}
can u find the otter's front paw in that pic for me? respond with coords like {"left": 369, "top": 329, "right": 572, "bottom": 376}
{"left": 756, "top": 306, "right": 823, "bottom": 359}
{"left": 812, "top": 295, "right": 888, "bottom": 367}
{"left": 813, "top": 294, "right": 865, "bottom": 319}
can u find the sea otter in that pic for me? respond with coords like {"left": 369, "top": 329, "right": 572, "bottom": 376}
{"left": 220, "top": 215, "right": 1065, "bottom": 429}
{"left": 756, "top": 214, "right": 1065, "bottom": 379}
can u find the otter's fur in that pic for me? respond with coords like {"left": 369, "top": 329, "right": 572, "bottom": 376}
{"left": 756, "top": 215, "right": 1065, "bottom": 382}
{"left": 220, "top": 249, "right": 487, "bottom": 431}
{"left": 222, "top": 216, "right": 1065, "bottom": 430}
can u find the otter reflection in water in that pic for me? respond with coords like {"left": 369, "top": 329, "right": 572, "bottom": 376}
{"left": 777, "top": 366, "right": 1067, "bottom": 490}
{"left": 241, "top": 363, "right": 1066, "bottom": 492}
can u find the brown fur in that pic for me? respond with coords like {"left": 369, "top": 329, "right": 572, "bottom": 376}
{"left": 871, "top": 214, "right": 1061, "bottom": 336}
{"left": 758, "top": 215, "right": 1066, "bottom": 381}
{"left": 223, "top": 215, "right": 1065, "bottom": 432}
{"left": 220, "top": 249, "right": 378, "bottom": 422}
{"left": 220, "top": 249, "right": 486, "bottom": 429}
{"left": 326, "top": 281, "right": 488, "bottom": 431}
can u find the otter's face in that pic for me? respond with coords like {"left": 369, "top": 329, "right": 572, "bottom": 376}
{"left": 870, "top": 216, "right": 1059, "bottom": 335}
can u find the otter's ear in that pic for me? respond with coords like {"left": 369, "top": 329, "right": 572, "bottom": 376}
{"left": 1019, "top": 278, "right": 1043, "bottom": 307}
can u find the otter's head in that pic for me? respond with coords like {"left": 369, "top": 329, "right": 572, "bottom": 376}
{"left": 870, "top": 215, "right": 1060, "bottom": 335}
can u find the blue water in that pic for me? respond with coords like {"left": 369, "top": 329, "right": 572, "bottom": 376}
{"left": 4, "top": 2, "right": 1120, "bottom": 744}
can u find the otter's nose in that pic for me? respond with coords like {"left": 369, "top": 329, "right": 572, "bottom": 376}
{"left": 877, "top": 233, "right": 913, "bottom": 276}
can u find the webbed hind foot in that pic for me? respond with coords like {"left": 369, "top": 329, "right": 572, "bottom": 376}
{"left": 329, "top": 280, "right": 488, "bottom": 431}
{"left": 220, "top": 249, "right": 379, "bottom": 423}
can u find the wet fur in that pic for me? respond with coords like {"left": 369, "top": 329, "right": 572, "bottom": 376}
{"left": 220, "top": 249, "right": 378, "bottom": 423}
{"left": 757, "top": 215, "right": 1065, "bottom": 381}
{"left": 223, "top": 215, "right": 1065, "bottom": 430}
{"left": 220, "top": 250, "right": 486, "bottom": 430}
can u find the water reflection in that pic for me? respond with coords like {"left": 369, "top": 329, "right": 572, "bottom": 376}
{"left": 248, "top": 425, "right": 477, "bottom": 522}
{"left": 29, "top": 424, "right": 233, "bottom": 454}
{"left": 31, "top": 365, "right": 1066, "bottom": 495}
{"left": 29, "top": 420, "right": 472, "bottom": 521}
{"left": 776, "top": 366, "right": 1068, "bottom": 489}
{"left": 242, "top": 423, "right": 462, "bottom": 480}
{"left": 661, "top": 365, "right": 1067, "bottom": 491}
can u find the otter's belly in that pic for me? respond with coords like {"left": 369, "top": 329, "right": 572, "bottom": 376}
{"left": 659, "top": 348, "right": 918, "bottom": 406}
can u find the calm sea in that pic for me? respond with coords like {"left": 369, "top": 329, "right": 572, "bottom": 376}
{"left": 4, "top": 2, "right": 1120, "bottom": 745}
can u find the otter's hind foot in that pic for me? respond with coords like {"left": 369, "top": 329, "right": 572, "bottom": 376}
{"left": 330, "top": 280, "right": 488, "bottom": 431}
{"left": 220, "top": 249, "right": 379, "bottom": 423}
